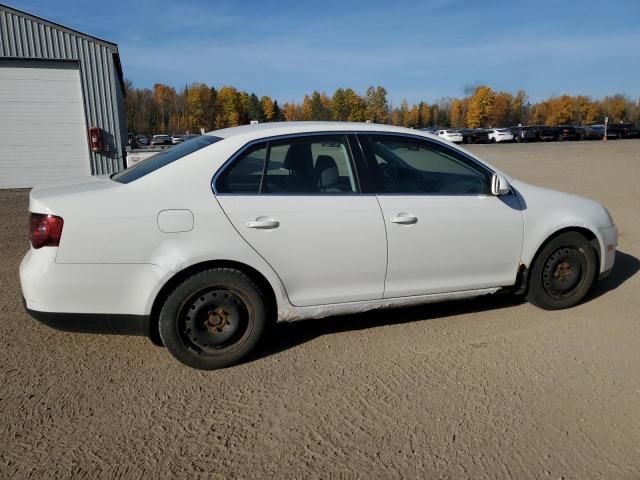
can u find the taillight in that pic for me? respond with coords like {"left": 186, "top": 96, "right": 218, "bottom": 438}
{"left": 29, "top": 213, "right": 64, "bottom": 249}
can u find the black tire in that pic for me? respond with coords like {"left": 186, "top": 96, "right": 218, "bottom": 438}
{"left": 159, "top": 268, "right": 267, "bottom": 370}
{"left": 526, "top": 232, "right": 598, "bottom": 310}
{"left": 490, "top": 137, "right": 496, "bottom": 144}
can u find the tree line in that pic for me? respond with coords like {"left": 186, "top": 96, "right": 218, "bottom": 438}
{"left": 125, "top": 80, "right": 640, "bottom": 135}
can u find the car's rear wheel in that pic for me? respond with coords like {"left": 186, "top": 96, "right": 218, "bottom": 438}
{"left": 159, "top": 268, "right": 267, "bottom": 369}
{"left": 526, "top": 232, "right": 598, "bottom": 310}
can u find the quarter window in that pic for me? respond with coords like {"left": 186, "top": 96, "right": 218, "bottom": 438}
{"left": 217, "top": 135, "right": 358, "bottom": 194}
{"left": 362, "top": 135, "right": 491, "bottom": 195}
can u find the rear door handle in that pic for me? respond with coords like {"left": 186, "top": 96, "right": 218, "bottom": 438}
{"left": 390, "top": 214, "right": 418, "bottom": 225}
{"left": 246, "top": 218, "right": 280, "bottom": 229}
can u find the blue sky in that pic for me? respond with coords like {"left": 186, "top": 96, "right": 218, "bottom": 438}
{"left": 13, "top": 0, "right": 640, "bottom": 104}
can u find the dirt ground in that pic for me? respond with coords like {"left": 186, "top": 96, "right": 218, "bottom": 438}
{"left": 1, "top": 140, "right": 639, "bottom": 479}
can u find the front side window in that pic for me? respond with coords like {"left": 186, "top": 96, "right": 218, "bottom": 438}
{"left": 216, "top": 135, "right": 358, "bottom": 194}
{"left": 362, "top": 134, "right": 491, "bottom": 195}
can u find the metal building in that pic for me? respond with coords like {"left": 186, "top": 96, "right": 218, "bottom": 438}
{"left": 0, "top": 3, "right": 126, "bottom": 188}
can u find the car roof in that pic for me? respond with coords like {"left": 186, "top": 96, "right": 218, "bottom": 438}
{"left": 207, "top": 121, "right": 438, "bottom": 142}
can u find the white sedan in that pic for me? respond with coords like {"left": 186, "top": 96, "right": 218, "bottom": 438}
{"left": 435, "top": 129, "right": 463, "bottom": 143}
{"left": 487, "top": 128, "right": 515, "bottom": 143}
{"left": 20, "top": 122, "right": 618, "bottom": 370}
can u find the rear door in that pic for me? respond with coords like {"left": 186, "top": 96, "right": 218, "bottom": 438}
{"left": 215, "top": 133, "right": 387, "bottom": 307}
{"left": 359, "top": 133, "right": 524, "bottom": 298}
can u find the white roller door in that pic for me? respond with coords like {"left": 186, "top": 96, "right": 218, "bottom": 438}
{"left": 0, "top": 61, "right": 91, "bottom": 188}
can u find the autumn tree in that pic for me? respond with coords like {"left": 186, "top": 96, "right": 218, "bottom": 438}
{"left": 466, "top": 86, "right": 495, "bottom": 128}
{"left": 450, "top": 98, "right": 464, "bottom": 128}
{"left": 332, "top": 88, "right": 349, "bottom": 121}
{"left": 547, "top": 96, "right": 574, "bottom": 125}
{"left": 364, "top": 86, "right": 389, "bottom": 123}
{"left": 405, "top": 104, "right": 421, "bottom": 128}
{"left": 418, "top": 102, "right": 431, "bottom": 127}
{"left": 282, "top": 101, "right": 304, "bottom": 121}
{"left": 601, "top": 95, "right": 627, "bottom": 123}
{"left": 302, "top": 91, "right": 332, "bottom": 120}
{"left": 490, "top": 92, "right": 513, "bottom": 127}
{"left": 185, "top": 83, "right": 211, "bottom": 132}
{"left": 216, "top": 86, "right": 244, "bottom": 128}
{"left": 531, "top": 102, "right": 547, "bottom": 125}
{"left": 343, "top": 88, "right": 366, "bottom": 121}
{"left": 261, "top": 96, "right": 277, "bottom": 122}
{"left": 124, "top": 79, "right": 637, "bottom": 137}
{"left": 510, "top": 90, "right": 529, "bottom": 125}
{"left": 153, "top": 84, "right": 177, "bottom": 132}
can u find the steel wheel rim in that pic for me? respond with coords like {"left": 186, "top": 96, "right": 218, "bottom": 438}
{"left": 541, "top": 247, "right": 586, "bottom": 299}
{"left": 179, "top": 287, "right": 252, "bottom": 355}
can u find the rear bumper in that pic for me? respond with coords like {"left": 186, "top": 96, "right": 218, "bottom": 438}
{"left": 23, "top": 297, "right": 149, "bottom": 335}
{"left": 20, "top": 248, "right": 163, "bottom": 316}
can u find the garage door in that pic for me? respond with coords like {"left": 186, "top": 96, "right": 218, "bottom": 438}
{"left": 0, "top": 60, "right": 91, "bottom": 188}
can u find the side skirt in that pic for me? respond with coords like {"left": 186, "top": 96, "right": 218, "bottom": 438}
{"left": 277, "top": 287, "right": 502, "bottom": 323}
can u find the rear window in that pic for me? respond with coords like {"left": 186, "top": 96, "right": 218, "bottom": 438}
{"left": 113, "top": 135, "right": 222, "bottom": 184}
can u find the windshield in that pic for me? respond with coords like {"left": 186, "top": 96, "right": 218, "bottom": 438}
{"left": 112, "top": 135, "right": 222, "bottom": 184}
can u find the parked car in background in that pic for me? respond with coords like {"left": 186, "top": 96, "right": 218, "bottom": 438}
{"left": 135, "top": 135, "right": 149, "bottom": 146}
{"left": 182, "top": 134, "right": 201, "bottom": 142}
{"left": 171, "top": 134, "right": 184, "bottom": 144}
{"left": 20, "top": 121, "right": 618, "bottom": 370}
{"left": 590, "top": 125, "right": 619, "bottom": 139}
{"left": 539, "top": 126, "right": 560, "bottom": 142}
{"left": 151, "top": 134, "right": 172, "bottom": 146}
{"left": 580, "top": 127, "right": 603, "bottom": 140}
{"left": 510, "top": 126, "right": 540, "bottom": 142}
{"left": 435, "top": 129, "right": 463, "bottom": 143}
{"left": 460, "top": 128, "right": 490, "bottom": 144}
{"left": 608, "top": 123, "right": 640, "bottom": 139}
{"left": 557, "top": 125, "right": 580, "bottom": 141}
{"left": 487, "top": 128, "right": 514, "bottom": 143}
{"left": 418, "top": 127, "right": 437, "bottom": 134}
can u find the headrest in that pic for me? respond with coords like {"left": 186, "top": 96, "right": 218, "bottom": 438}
{"left": 283, "top": 143, "right": 313, "bottom": 173}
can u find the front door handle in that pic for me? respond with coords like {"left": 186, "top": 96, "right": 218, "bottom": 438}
{"left": 390, "top": 214, "right": 418, "bottom": 225}
{"left": 246, "top": 217, "right": 280, "bottom": 229}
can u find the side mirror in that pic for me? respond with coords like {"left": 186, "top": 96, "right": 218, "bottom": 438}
{"left": 490, "top": 173, "right": 511, "bottom": 196}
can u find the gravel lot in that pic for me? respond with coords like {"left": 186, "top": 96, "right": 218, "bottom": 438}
{"left": 1, "top": 140, "right": 639, "bottom": 479}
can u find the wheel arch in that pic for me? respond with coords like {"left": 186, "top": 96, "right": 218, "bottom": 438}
{"left": 532, "top": 226, "right": 600, "bottom": 263}
{"left": 521, "top": 226, "right": 601, "bottom": 292}
{"left": 148, "top": 260, "right": 279, "bottom": 346}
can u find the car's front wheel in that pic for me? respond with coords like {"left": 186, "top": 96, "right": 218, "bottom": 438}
{"left": 159, "top": 268, "right": 267, "bottom": 370}
{"left": 526, "top": 232, "right": 598, "bottom": 310}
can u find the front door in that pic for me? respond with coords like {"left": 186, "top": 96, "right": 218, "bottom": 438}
{"left": 215, "top": 134, "right": 387, "bottom": 307}
{"left": 359, "top": 133, "right": 524, "bottom": 298}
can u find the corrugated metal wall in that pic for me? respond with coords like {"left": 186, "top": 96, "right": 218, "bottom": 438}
{"left": 0, "top": 5, "right": 126, "bottom": 174}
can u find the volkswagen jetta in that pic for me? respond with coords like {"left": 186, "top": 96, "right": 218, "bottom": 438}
{"left": 20, "top": 122, "right": 618, "bottom": 369}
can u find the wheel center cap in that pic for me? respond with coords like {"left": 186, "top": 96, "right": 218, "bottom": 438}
{"left": 554, "top": 261, "right": 572, "bottom": 281}
{"left": 206, "top": 308, "right": 230, "bottom": 332}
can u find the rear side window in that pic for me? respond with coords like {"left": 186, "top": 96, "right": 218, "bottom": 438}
{"left": 113, "top": 135, "right": 222, "bottom": 184}
{"left": 216, "top": 135, "right": 358, "bottom": 194}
